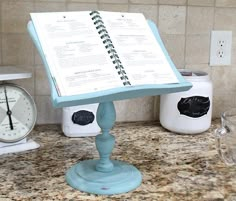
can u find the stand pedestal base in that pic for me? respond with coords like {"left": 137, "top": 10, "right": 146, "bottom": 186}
{"left": 66, "top": 159, "right": 142, "bottom": 195}
{"left": 66, "top": 102, "right": 142, "bottom": 195}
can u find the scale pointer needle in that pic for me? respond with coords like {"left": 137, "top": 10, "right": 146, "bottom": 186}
{"left": 4, "top": 86, "right": 14, "bottom": 130}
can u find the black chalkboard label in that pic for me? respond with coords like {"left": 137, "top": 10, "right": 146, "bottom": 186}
{"left": 177, "top": 96, "right": 210, "bottom": 118}
{"left": 71, "top": 110, "right": 95, "bottom": 126}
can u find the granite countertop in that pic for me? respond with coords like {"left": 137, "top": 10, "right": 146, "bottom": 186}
{"left": 0, "top": 120, "right": 236, "bottom": 201}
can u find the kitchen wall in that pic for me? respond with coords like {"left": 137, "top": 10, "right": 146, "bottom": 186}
{"left": 0, "top": 0, "right": 235, "bottom": 124}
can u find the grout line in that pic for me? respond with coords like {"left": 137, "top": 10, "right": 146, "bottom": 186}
{"left": 183, "top": 4, "right": 188, "bottom": 69}
{"left": 33, "top": 0, "right": 37, "bottom": 98}
{"left": 0, "top": 1, "right": 2, "bottom": 65}
{"left": 209, "top": 0, "right": 217, "bottom": 79}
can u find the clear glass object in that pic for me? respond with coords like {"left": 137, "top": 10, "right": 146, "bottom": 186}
{"left": 215, "top": 108, "right": 236, "bottom": 165}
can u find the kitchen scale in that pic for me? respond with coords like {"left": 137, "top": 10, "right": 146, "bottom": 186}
{"left": 0, "top": 66, "right": 39, "bottom": 155}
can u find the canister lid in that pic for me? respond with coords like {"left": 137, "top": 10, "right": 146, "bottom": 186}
{"left": 179, "top": 69, "right": 210, "bottom": 81}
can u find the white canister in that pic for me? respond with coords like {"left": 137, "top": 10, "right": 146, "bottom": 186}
{"left": 62, "top": 104, "right": 101, "bottom": 137}
{"left": 160, "top": 70, "right": 213, "bottom": 134}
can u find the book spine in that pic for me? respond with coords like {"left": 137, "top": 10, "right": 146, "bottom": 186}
{"left": 89, "top": 11, "right": 131, "bottom": 86}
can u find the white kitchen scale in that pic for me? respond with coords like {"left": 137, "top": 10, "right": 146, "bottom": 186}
{"left": 0, "top": 66, "right": 39, "bottom": 155}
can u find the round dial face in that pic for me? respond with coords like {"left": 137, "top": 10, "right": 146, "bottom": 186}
{"left": 0, "top": 84, "right": 37, "bottom": 143}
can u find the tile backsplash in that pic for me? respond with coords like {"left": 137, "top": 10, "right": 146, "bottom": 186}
{"left": 0, "top": 0, "right": 235, "bottom": 124}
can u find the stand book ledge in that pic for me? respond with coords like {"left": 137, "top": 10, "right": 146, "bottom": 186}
{"left": 27, "top": 19, "right": 192, "bottom": 195}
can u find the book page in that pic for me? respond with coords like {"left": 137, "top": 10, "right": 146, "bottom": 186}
{"left": 99, "top": 11, "right": 179, "bottom": 86}
{"left": 30, "top": 12, "right": 123, "bottom": 96}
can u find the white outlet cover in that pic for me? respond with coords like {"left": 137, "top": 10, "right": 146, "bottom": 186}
{"left": 210, "top": 30, "right": 232, "bottom": 66}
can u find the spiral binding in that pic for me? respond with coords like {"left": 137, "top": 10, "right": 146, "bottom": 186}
{"left": 90, "top": 11, "right": 131, "bottom": 86}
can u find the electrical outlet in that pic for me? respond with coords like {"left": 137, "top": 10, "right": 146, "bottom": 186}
{"left": 210, "top": 30, "right": 232, "bottom": 66}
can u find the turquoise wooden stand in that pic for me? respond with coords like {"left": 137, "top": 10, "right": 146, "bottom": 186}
{"left": 27, "top": 19, "right": 192, "bottom": 195}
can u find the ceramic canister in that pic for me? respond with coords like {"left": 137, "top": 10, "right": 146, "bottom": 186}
{"left": 160, "top": 69, "right": 213, "bottom": 134}
{"left": 62, "top": 103, "right": 101, "bottom": 137}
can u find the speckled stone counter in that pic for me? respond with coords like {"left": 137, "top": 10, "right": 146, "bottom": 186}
{"left": 1, "top": 120, "right": 236, "bottom": 201}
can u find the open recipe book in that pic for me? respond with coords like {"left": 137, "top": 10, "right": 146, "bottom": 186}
{"left": 30, "top": 11, "right": 179, "bottom": 97}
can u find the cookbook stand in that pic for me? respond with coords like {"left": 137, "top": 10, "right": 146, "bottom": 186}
{"left": 28, "top": 20, "right": 192, "bottom": 195}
